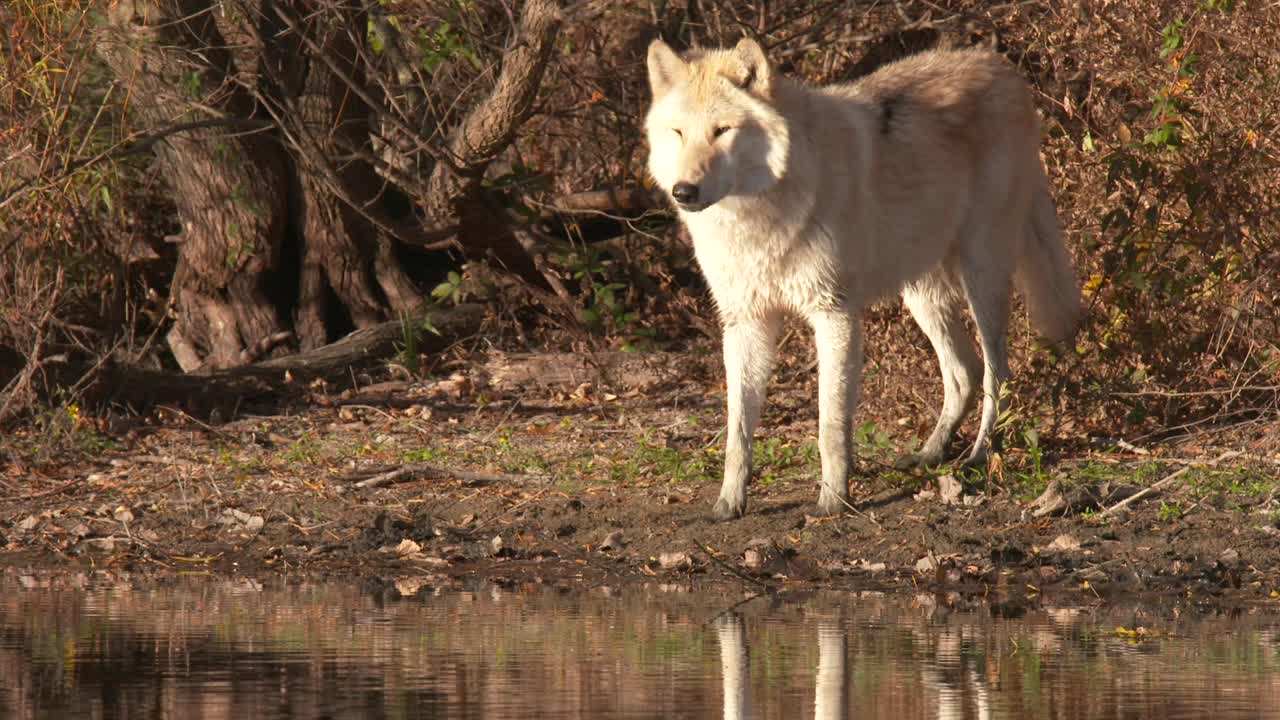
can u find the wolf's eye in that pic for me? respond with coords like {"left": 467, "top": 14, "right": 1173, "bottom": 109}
{"left": 713, "top": 126, "right": 732, "bottom": 138}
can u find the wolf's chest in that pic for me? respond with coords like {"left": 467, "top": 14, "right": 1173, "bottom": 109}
{"left": 688, "top": 219, "right": 842, "bottom": 320}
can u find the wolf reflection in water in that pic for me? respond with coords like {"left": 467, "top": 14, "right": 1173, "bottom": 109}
{"left": 715, "top": 615, "right": 992, "bottom": 719}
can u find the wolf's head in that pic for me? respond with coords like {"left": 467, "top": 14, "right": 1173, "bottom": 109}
{"left": 645, "top": 38, "right": 791, "bottom": 213}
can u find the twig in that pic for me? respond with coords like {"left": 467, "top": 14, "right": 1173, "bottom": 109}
{"left": 0, "top": 268, "right": 63, "bottom": 423}
{"left": 336, "top": 462, "right": 544, "bottom": 492}
{"left": 1100, "top": 450, "right": 1241, "bottom": 518}
{"left": 473, "top": 487, "right": 551, "bottom": 530}
{"left": 0, "top": 118, "right": 273, "bottom": 211}
{"left": 154, "top": 405, "right": 235, "bottom": 439}
{"left": 0, "top": 477, "right": 84, "bottom": 503}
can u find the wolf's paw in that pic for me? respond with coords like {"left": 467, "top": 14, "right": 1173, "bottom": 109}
{"left": 893, "top": 451, "right": 942, "bottom": 471}
{"left": 961, "top": 446, "right": 989, "bottom": 470}
{"left": 711, "top": 497, "right": 746, "bottom": 521}
{"left": 815, "top": 489, "right": 849, "bottom": 517}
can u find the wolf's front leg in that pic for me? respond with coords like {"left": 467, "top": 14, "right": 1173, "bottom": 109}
{"left": 715, "top": 317, "right": 781, "bottom": 520}
{"left": 811, "top": 310, "right": 863, "bottom": 515}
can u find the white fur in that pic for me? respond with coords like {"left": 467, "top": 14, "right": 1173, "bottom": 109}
{"left": 646, "top": 40, "right": 1082, "bottom": 518}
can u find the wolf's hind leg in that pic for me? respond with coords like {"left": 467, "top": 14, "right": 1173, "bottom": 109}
{"left": 714, "top": 315, "right": 782, "bottom": 520}
{"left": 811, "top": 309, "right": 863, "bottom": 515}
{"left": 959, "top": 265, "right": 1013, "bottom": 468}
{"left": 896, "top": 280, "right": 982, "bottom": 469}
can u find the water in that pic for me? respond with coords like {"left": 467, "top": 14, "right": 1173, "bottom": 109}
{"left": 2, "top": 572, "right": 1278, "bottom": 719}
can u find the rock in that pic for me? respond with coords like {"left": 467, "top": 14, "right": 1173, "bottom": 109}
{"left": 742, "top": 548, "right": 768, "bottom": 569}
{"left": 84, "top": 536, "right": 128, "bottom": 552}
{"left": 658, "top": 551, "right": 693, "bottom": 570}
{"left": 599, "top": 530, "right": 625, "bottom": 552}
{"left": 1219, "top": 548, "right": 1241, "bottom": 567}
{"left": 1028, "top": 479, "right": 1070, "bottom": 517}
{"left": 938, "top": 475, "right": 963, "bottom": 505}
{"left": 1029, "top": 478, "right": 1141, "bottom": 517}
{"left": 741, "top": 538, "right": 791, "bottom": 573}
{"left": 219, "top": 508, "right": 263, "bottom": 535}
{"left": 915, "top": 556, "right": 938, "bottom": 573}
{"left": 1076, "top": 567, "right": 1108, "bottom": 583}
{"left": 1047, "top": 534, "right": 1082, "bottom": 553}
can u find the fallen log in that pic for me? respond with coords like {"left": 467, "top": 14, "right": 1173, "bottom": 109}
{"left": 68, "top": 304, "right": 486, "bottom": 417}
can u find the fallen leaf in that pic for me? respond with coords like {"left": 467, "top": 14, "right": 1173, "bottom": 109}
{"left": 389, "top": 538, "right": 421, "bottom": 557}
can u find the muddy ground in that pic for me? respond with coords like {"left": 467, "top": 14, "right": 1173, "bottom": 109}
{"left": 2, "top": 346, "right": 1278, "bottom": 610}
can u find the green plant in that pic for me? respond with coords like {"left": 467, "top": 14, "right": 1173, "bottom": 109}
{"left": 282, "top": 437, "right": 321, "bottom": 465}
{"left": 552, "top": 244, "right": 636, "bottom": 333}
{"left": 417, "top": 22, "right": 481, "bottom": 72}
{"left": 1157, "top": 500, "right": 1185, "bottom": 523}
{"left": 397, "top": 311, "right": 422, "bottom": 375}
{"left": 854, "top": 421, "right": 893, "bottom": 456}
{"left": 403, "top": 447, "right": 443, "bottom": 463}
{"left": 753, "top": 438, "right": 818, "bottom": 485}
{"left": 430, "top": 271, "right": 465, "bottom": 306}
{"left": 610, "top": 437, "right": 719, "bottom": 485}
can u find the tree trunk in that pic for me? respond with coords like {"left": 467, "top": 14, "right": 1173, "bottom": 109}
{"left": 98, "top": 0, "right": 291, "bottom": 370}
{"left": 95, "top": 0, "right": 561, "bottom": 371}
{"left": 266, "top": 0, "right": 426, "bottom": 349}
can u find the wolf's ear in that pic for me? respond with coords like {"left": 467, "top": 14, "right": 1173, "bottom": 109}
{"left": 647, "top": 39, "right": 686, "bottom": 99}
{"left": 731, "top": 37, "right": 773, "bottom": 96}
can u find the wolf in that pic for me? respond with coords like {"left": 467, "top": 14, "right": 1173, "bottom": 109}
{"left": 645, "top": 38, "right": 1082, "bottom": 519}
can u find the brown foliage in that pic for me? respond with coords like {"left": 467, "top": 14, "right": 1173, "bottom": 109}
{"left": 0, "top": 0, "right": 1276, "bottom": 449}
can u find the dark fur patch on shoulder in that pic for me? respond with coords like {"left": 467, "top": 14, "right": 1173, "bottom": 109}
{"left": 879, "top": 93, "right": 903, "bottom": 135}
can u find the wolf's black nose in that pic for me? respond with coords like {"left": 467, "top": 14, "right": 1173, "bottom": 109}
{"left": 671, "top": 182, "right": 699, "bottom": 204}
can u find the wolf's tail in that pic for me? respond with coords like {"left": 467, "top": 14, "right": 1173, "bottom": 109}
{"left": 1016, "top": 177, "right": 1082, "bottom": 344}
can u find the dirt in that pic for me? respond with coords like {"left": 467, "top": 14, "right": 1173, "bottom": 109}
{"left": 2, "top": 345, "right": 1278, "bottom": 610}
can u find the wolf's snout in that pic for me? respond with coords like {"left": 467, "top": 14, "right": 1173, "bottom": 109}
{"left": 671, "top": 182, "right": 700, "bottom": 205}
